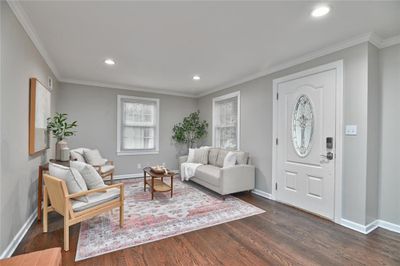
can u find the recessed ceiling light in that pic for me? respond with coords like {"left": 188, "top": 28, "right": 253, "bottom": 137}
{"left": 104, "top": 59, "right": 115, "bottom": 65}
{"left": 193, "top": 75, "right": 200, "bottom": 80}
{"left": 311, "top": 5, "right": 330, "bottom": 17}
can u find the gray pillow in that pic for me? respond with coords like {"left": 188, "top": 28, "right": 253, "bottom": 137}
{"left": 193, "top": 148, "right": 209, "bottom": 164}
{"left": 216, "top": 149, "right": 228, "bottom": 167}
{"left": 70, "top": 160, "right": 106, "bottom": 190}
{"left": 208, "top": 148, "right": 220, "bottom": 166}
{"left": 70, "top": 151, "right": 85, "bottom": 162}
{"left": 83, "top": 149, "right": 107, "bottom": 166}
{"left": 49, "top": 163, "right": 88, "bottom": 202}
{"left": 232, "top": 151, "right": 249, "bottom": 165}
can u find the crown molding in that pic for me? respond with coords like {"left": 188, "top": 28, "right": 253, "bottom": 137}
{"left": 59, "top": 78, "right": 196, "bottom": 98}
{"left": 7, "top": 0, "right": 60, "bottom": 79}
{"left": 380, "top": 34, "right": 400, "bottom": 49}
{"left": 196, "top": 32, "right": 387, "bottom": 98}
{"left": 7, "top": 0, "right": 400, "bottom": 98}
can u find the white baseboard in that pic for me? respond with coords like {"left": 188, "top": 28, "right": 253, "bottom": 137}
{"left": 114, "top": 170, "right": 180, "bottom": 180}
{"left": 378, "top": 220, "right": 400, "bottom": 234}
{"left": 340, "top": 219, "right": 371, "bottom": 234}
{"left": 341, "top": 218, "right": 400, "bottom": 235}
{"left": 114, "top": 173, "right": 142, "bottom": 180}
{"left": 0, "top": 210, "right": 37, "bottom": 259}
{"left": 251, "top": 189, "right": 272, "bottom": 199}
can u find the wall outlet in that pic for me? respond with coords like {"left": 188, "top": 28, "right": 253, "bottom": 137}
{"left": 137, "top": 163, "right": 142, "bottom": 169}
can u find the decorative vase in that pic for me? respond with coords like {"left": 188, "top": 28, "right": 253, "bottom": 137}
{"left": 60, "top": 147, "right": 70, "bottom": 162}
{"left": 56, "top": 140, "right": 68, "bottom": 161}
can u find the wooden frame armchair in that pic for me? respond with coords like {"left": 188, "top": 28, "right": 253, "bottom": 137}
{"left": 70, "top": 148, "right": 115, "bottom": 184}
{"left": 42, "top": 174, "right": 124, "bottom": 251}
{"left": 92, "top": 160, "right": 115, "bottom": 184}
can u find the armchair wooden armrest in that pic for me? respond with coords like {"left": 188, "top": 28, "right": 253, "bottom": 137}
{"left": 66, "top": 183, "right": 124, "bottom": 199}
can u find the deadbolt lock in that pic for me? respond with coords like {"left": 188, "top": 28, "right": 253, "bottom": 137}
{"left": 321, "top": 152, "right": 334, "bottom": 160}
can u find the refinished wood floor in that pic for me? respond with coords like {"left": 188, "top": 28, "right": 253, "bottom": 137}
{"left": 13, "top": 192, "right": 400, "bottom": 265}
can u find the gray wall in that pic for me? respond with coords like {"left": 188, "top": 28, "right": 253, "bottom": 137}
{"left": 379, "top": 44, "right": 400, "bottom": 225}
{"left": 56, "top": 83, "right": 197, "bottom": 175}
{"left": 0, "top": 1, "right": 58, "bottom": 256}
{"left": 198, "top": 43, "right": 373, "bottom": 225}
{"left": 366, "top": 43, "right": 380, "bottom": 224}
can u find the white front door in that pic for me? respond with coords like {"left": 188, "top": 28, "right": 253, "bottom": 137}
{"left": 276, "top": 68, "right": 337, "bottom": 220}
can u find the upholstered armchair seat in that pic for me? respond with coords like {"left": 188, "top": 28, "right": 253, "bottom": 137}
{"left": 71, "top": 187, "right": 120, "bottom": 212}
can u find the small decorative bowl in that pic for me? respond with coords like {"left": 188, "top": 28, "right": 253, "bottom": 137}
{"left": 151, "top": 166, "right": 165, "bottom": 174}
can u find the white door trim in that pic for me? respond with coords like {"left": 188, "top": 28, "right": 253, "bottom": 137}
{"left": 272, "top": 60, "right": 343, "bottom": 224}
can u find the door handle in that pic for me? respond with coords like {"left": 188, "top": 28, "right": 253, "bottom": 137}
{"left": 320, "top": 152, "right": 334, "bottom": 160}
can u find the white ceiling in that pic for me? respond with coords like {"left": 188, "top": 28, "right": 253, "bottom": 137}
{"left": 14, "top": 1, "right": 400, "bottom": 97}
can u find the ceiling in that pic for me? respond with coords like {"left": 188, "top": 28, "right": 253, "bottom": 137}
{"left": 13, "top": 1, "right": 400, "bottom": 97}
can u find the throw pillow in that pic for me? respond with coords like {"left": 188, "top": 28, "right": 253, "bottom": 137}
{"left": 49, "top": 163, "right": 88, "bottom": 202}
{"left": 70, "top": 151, "right": 85, "bottom": 162}
{"left": 83, "top": 149, "right": 107, "bottom": 166}
{"left": 187, "top": 148, "right": 195, "bottom": 163}
{"left": 70, "top": 160, "right": 106, "bottom": 190}
{"left": 223, "top": 152, "right": 237, "bottom": 168}
{"left": 232, "top": 151, "right": 249, "bottom": 165}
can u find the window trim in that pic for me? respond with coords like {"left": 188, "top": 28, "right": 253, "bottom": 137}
{"left": 117, "top": 95, "right": 160, "bottom": 156}
{"left": 212, "top": 91, "right": 241, "bottom": 150}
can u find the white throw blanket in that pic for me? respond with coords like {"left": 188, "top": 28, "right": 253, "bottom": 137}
{"left": 180, "top": 162, "right": 202, "bottom": 181}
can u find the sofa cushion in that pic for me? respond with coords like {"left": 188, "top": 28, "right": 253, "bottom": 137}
{"left": 187, "top": 148, "right": 209, "bottom": 164}
{"left": 216, "top": 149, "right": 228, "bottom": 167}
{"left": 49, "top": 163, "right": 88, "bottom": 202}
{"left": 70, "top": 160, "right": 106, "bottom": 190}
{"left": 208, "top": 148, "right": 220, "bottom": 166}
{"left": 232, "top": 151, "right": 249, "bottom": 165}
{"left": 71, "top": 188, "right": 120, "bottom": 212}
{"left": 193, "top": 148, "right": 209, "bottom": 164}
{"left": 195, "top": 165, "right": 220, "bottom": 186}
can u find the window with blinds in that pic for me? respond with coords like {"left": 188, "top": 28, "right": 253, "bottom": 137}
{"left": 117, "top": 95, "right": 159, "bottom": 155}
{"left": 212, "top": 91, "right": 240, "bottom": 150}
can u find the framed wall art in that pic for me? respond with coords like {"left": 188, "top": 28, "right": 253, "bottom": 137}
{"left": 29, "top": 78, "right": 51, "bottom": 155}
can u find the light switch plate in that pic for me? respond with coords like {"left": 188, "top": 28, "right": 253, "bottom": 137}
{"left": 345, "top": 125, "right": 357, "bottom": 136}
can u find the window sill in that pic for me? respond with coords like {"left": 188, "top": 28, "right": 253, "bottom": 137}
{"left": 117, "top": 150, "right": 159, "bottom": 156}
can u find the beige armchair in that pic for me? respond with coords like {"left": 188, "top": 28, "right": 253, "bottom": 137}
{"left": 70, "top": 148, "right": 115, "bottom": 183}
{"left": 42, "top": 174, "right": 124, "bottom": 251}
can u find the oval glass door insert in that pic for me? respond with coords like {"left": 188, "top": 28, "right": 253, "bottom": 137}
{"left": 292, "top": 95, "right": 314, "bottom": 157}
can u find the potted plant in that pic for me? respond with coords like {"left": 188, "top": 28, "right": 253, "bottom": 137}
{"left": 172, "top": 110, "right": 208, "bottom": 152}
{"left": 47, "top": 113, "right": 78, "bottom": 161}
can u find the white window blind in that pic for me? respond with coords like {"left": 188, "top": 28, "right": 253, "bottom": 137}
{"left": 117, "top": 95, "right": 159, "bottom": 155}
{"left": 213, "top": 92, "right": 240, "bottom": 150}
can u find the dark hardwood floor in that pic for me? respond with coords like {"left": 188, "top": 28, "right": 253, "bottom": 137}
{"left": 13, "top": 192, "right": 400, "bottom": 265}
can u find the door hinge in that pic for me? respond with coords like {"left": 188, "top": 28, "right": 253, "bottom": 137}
{"left": 276, "top": 93, "right": 279, "bottom": 100}
{"left": 275, "top": 182, "right": 278, "bottom": 190}
{"left": 276, "top": 138, "right": 279, "bottom": 145}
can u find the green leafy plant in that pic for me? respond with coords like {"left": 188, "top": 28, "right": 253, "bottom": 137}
{"left": 47, "top": 113, "right": 78, "bottom": 142}
{"left": 172, "top": 110, "right": 208, "bottom": 149}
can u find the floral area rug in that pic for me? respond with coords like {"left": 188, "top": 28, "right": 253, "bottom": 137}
{"left": 76, "top": 178, "right": 264, "bottom": 261}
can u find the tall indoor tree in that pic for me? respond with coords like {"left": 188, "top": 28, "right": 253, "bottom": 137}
{"left": 172, "top": 110, "right": 208, "bottom": 150}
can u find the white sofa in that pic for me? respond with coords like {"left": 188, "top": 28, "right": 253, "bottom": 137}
{"left": 179, "top": 148, "right": 255, "bottom": 196}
